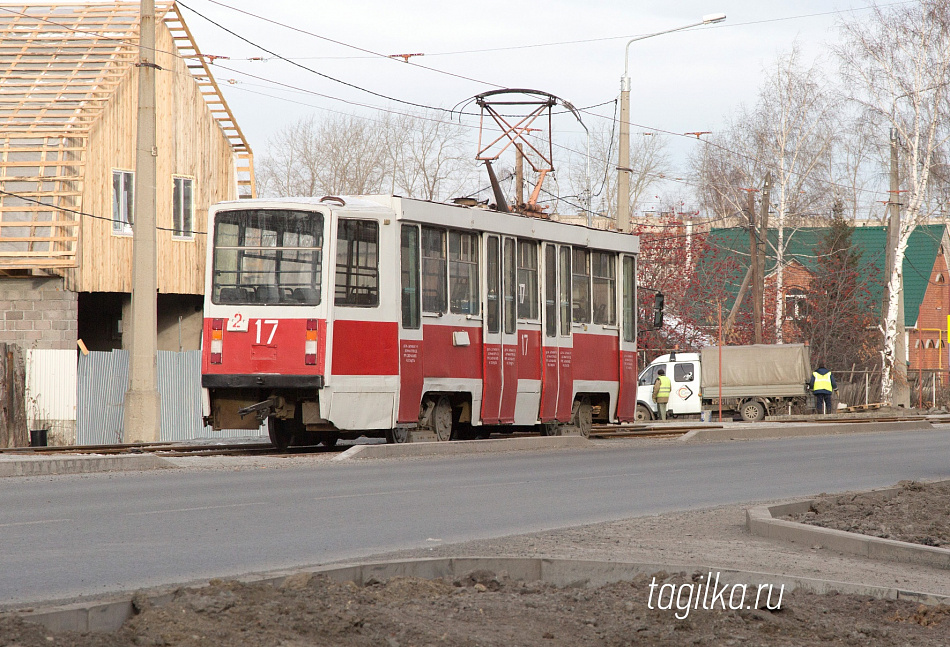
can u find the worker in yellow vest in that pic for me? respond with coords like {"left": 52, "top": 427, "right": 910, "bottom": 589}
{"left": 808, "top": 366, "right": 837, "bottom": 414}
{"left": 653, "top": 368, "right": 672, "bottom": 421}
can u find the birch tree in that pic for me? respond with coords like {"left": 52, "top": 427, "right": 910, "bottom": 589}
{"left": 837, "top": 0, "right": 950, "bottom": 402}
{"left": 695, "top": 47, "right": 836, "bottom": 341}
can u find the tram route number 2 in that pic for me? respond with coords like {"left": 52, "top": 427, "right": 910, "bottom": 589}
{"left": 226, "top": 314, "right": 279, "bottom": 344}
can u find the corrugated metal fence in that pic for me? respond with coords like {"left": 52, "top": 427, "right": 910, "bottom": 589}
{"left": 76, "top": 349, "right": 264, "bottom": 445}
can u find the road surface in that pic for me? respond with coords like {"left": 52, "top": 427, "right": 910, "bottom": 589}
{"left": 0, "top": 427, "right": 946, "bottom": 607}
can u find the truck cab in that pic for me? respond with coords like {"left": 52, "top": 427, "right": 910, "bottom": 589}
{"left": 635, "top": 352, "right": 702, "bottom": 421}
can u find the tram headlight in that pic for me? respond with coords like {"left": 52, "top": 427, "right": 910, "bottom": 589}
{"left": 210, "top": 318, "right": 224, "bottom": 364}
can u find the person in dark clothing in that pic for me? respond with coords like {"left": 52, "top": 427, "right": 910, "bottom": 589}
{"left": 808, "top": 366, "right": 837, "bottom": 414}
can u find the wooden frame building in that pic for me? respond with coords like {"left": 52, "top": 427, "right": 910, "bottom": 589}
{"left": 0, "top": 2, "right": 254, "bottom": 352}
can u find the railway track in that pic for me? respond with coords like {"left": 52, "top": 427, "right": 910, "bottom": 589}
{"left": 0, "top": 414, "right": 940, "bottom": 457}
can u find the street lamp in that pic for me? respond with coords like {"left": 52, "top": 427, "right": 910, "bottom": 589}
{"left": 617, "top": 13, "right": 725, "bottom": 232}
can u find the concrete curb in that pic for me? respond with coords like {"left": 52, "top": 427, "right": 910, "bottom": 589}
{"left": 0, "top": 454, "right": 171, "bottom": 478}
{"left": 11, "top": 556, "right": 949, "bottom": 633}
{"left": 682, "top": 419, "right": 933, "bottom": 442}
{"left": 333, "top": 435, "right": 592, "bottom": 460}
{"left": 746, "top": 486, "right": 950, "bottom": 570}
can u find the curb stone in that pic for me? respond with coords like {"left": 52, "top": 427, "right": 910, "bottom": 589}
{"left": 746, "top": 481, "right": 950, "bottom": 570}
{"left": 10, "top": 556, "right": 950, "bottom": 633}
{"left": 0, "top": 454, "right": 171, "bottom": 478}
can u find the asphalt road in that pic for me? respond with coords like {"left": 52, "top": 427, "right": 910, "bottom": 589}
{"left": 1, "top": 427, "right": 947, "bottom": 608}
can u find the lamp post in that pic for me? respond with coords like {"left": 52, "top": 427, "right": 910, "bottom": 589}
{"left": 617, "top": 13, "right": 725, "bottom": 232}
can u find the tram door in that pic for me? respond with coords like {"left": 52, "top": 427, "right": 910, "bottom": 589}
{"left": 499, "top": 237, "right": 518, "bottom": 423}
{"left": 397, "top": 224, "right": 424, "bottom": 423}
{"left": 616, "top": 254, "right": 638, "bottom": 421}
{"left": 540, "top": 243, "right": 574, "bottom": 422}
{"left": 482, "top": 235, "right": 503, "bottom": 424}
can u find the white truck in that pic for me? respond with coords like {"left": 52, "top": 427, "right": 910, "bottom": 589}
{"left": 635, "top": 344, "right": 813, "bottom": 422}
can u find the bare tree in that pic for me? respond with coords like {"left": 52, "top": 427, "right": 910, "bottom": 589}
{"left": 695, "top": 46, "right": 837, "bottom": 341}
{"left": 257, "top": 111, "right": 480, "bottom": 203}
{"left": 565, "top": 121, "right": 670, "bottom": 221}
{"left": 836, "top": 0, "right": 950, "bottom": 402}
{"left": 383, "top": 110, "right": 477, "bottom": 202}
{"left": 256, "top": 114, "right": 389, "bottom": 198}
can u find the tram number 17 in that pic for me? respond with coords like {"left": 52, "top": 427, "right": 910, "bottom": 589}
{"left": 255, "top": 319, "right": 279, "bottom": 345}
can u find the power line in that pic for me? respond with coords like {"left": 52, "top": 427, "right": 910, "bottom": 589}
{"left": 192, "top": 0, "right": 505, "bottom": 89}
{"left": 177, "top": 1, "right": 467, "bottom": 115}
{"left": 0, "top": 188, "right": 207, "bottom": 236}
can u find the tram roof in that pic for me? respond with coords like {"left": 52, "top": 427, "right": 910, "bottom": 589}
{"left": 212, "top": 195, "right": 639, "bottom": 255}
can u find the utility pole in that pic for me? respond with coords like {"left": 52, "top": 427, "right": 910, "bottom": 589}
{"left": 757, "top": 172, "right": 772, "bottom": 344}
{"left": 617, "top": 80, "right": 631, "bottom": 232}
{"left": 886, "top": 128, "right": 910, "bottom": 407}
{"left": 123, "top": 0, "right": 161, "bottom": 443}
{"left": 748, "top": 190, "right": 761, "bottom": 344}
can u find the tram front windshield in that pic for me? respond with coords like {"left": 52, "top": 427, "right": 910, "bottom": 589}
{"left": 211, "top": 209, "right": 324, "bottom": 306}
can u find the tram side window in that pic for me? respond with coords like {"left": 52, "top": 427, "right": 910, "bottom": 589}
{"left": 544, "top": 244, "right": 557, "bottom": 338}
{"left": 558, "top": 246, "right": 571, "bottom": 336}
{"left": 503, "top": 238, "right": 516, "bottom": 334}
{"left": 517, "top": 240, "right": 539, "bottom": 320}
{"left": 401, "top": 225, "right": 420, "bottom": 329}
{"left": 422, "top": 227, "right": 447, "bottom": 314}
{"left": 212, "top": 209, "right": 323, "bottom": 306}
{"left": 487, "top": 236, "right": 500, "bottom": 334}
{"left": 592, "top": 251, "right": 617, "bottom": 325}
{"left": 335, "top": 219, "right": 379, "bottom": 307}
{"left": 572, "top": 247, "right": 591, "bottom": 324}
{"left": 449, "top": 231, "right": 479, "bottom": 315}
{"left": 622, "top": 256, "right": 636, "bottom": 342}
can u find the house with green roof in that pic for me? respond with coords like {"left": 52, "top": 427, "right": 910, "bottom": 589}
{"left": 703, "top": 224, "right": 950, "bottom": 371}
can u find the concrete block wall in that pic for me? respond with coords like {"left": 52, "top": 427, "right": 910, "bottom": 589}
{"left": 0, "top": 277, "right": 78, "bottom": 350}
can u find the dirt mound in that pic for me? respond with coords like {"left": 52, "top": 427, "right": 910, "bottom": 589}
{"left": 3, "top": 569, "right": 950, "bottom": 646}
{"left": 788, "top": 480, "right": 950, "bottom": 547}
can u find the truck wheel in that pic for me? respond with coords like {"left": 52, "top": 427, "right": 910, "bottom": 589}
{"left": 635, "top": 404, "right": 653, "bottom": 422}
{"left": 740, "top": 400, "right": 765, "bottom": 422}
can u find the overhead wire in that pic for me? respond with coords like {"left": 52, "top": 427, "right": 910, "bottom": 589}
{"left": 0, "top": 188, "right": 207, "bottom": 236}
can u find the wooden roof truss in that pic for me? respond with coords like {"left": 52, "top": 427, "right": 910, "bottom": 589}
{"left": 0, "top": 2, "right": 254, "bottom": 270}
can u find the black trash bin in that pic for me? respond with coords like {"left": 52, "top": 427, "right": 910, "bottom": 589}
{"left": 29, "top": 429, "right": 48, "bottom": 447}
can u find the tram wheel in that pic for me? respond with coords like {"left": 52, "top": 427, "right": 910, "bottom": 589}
{"left": 268, "top": 416, "right": 295, "bottom": 451}
{"left": 432, "top": 396, "right": 453, "bottom": 441}
{"left": 319, "top": 433, "right": 339, "bottom": 447}
{"left": 542, "top": 423, "right": 561, "bottom": 437}
{"left": 386, "top": 428, "right": 410, "bottom": 444}
{"left": 573, "top": 399, "right": 593, "bottom": 438}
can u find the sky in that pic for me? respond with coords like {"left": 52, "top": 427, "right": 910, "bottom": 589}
{"left": 174, "top": 0, "right": 898, "bottom": 207}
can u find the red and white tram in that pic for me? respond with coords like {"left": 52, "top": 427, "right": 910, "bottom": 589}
{"left": 201, "top": 195, "right": 640, "bottom": 447}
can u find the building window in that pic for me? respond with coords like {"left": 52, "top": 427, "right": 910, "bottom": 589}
{"left": 449, "top": 231, "right": 479, "bottom": 315}
{"left": 112, "top": 170, "right": 133, "bottom": 233}
{"left": 334, "top": 219, "right": 378, "bottom": 307}
{"left": 173, "top": 176, "right": 194, "bottom": 238}
{"left": 784, "top": 288, "right": 807, "bottom": 320}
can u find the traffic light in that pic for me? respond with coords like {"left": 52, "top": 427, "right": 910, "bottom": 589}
{"left": 652, "top": 292, "right": 665, "bottom": 328}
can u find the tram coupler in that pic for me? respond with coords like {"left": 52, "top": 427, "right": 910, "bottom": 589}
{"left": 237, "top": 397, "right": 280, "bottom": 421}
